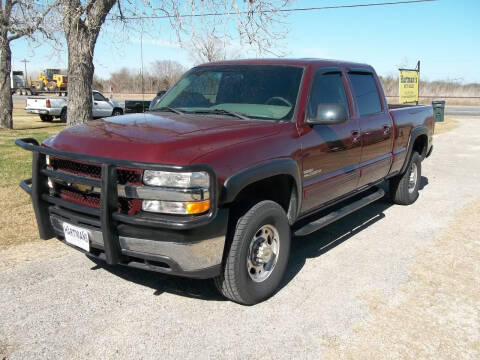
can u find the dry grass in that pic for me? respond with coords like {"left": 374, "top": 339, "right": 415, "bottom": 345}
{"left": 323, "top": 200, "right": 480, "bottom": 359}
{"left": 381, "top": 77, "right": 480, "bottom": 106}
{"left": 0, "top": 116, "right": 64, "bottom": 250}
{"left": 434, "top": 116, "right": 460, "bottom": 135}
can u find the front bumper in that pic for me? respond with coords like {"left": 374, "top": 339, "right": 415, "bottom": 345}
{"left": 15, "top": 138, "right": 225, "bottom": 279}
{"left": 49, "top": 208, "right": 228, "bottom": 278}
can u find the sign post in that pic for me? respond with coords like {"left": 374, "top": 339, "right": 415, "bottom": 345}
{"left": 399, "top": 61, "right": 420, "bottom": 104}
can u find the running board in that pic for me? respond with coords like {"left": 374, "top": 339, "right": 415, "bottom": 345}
{"left": 294, "top": 188, "right": 385, "bottom": 237}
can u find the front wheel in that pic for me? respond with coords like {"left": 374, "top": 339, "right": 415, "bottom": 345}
{"left": 60, "top": 108, "right": 67, "bottom": 123}
{"left": 112, "top": 108, "right": 123, "bottom": 116}
{"left": 214, "top": 200, "right": 291, "bottom": 305}
{"left": 390, "top": 151, "right": 421, "bottom": 205}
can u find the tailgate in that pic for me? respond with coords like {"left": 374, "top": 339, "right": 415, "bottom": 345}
{"left": 26, "top": 97, "right": 47, "bottom": 109}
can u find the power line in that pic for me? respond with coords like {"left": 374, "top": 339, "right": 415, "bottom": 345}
{"left": 107, "top": 0, "right": 438, "bottom": 21}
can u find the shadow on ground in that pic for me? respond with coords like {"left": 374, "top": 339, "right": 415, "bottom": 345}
{"left": 90, "top": 179, "right": 429, "bottom": 302}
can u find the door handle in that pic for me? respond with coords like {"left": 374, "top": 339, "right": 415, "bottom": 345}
{"left": 94, "top": 102, "right": 98, "bottom": 105}
{"left": 383, "top": 125, "right": 391, "bottom": 135}
{"left": 351, "top": 130, "right": 361, "bottom": 144}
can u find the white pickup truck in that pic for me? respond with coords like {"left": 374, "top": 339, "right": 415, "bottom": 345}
{"left": 25, "top": 90, "right": 124, "bottom": 122}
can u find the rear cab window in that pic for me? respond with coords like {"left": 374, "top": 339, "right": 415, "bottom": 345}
{"left": 348, "top": 73, "right": 382, "bottom": 116}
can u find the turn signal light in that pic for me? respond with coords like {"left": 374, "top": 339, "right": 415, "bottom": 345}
{"left": 185, "top": 200, "right": 211, "bottom": 214}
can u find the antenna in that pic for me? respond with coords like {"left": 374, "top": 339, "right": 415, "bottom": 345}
{"left": 140, "top": 26, "right": 145, "bottom": 113}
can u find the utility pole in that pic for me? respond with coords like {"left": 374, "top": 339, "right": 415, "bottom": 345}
{"left": 20, "top": 58, "right": 30, "bottom": 85}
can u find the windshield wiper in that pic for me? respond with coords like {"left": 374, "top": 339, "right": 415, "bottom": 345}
{"left": 189, "top": 109, "right": 250, "bottom": 120}
{"left": 150, "top": 106, "right": 184, "bottom": 115}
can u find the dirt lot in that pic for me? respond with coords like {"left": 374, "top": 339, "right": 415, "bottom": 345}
{"left": 0, "top": 114, "right": 478, "bottom": 359}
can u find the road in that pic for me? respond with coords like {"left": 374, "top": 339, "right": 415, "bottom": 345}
{"left": 445, "top": 105, "right": 480, "bottom": 116}
{"left": 1, "top": 116, "right": 479, "bottom": 359}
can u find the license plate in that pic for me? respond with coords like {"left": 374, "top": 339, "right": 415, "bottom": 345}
{"left": 63, "top": 222, "right": 90, "bottom": 252}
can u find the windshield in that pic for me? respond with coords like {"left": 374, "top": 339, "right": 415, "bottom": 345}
{"left": 153, "top": 65, "right": 304, "bottom": 121}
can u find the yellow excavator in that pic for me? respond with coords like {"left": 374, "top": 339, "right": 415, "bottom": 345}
{"left": 31, "top": 69, "right": 68, "bottom": 92}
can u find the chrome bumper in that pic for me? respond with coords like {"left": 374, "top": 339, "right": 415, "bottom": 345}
{"left": 50, "top": 214, "right": 226, "bottom": 275}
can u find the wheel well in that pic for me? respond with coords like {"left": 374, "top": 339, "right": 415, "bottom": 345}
{"left": 229, "top": 175, "right": 297, "bottom": 223}
{"left": 412, "top": 134, "right": 428, "bottom": 158}
{"left": 113, "top": 107, "right": 123, "bottom": 114}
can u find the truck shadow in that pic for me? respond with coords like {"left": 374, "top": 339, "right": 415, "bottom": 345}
{"left": 89, "top": 179, "right": 428, "bottom": 302}
{"left": 89, "top": 257, "right": 224, "bottom": 301}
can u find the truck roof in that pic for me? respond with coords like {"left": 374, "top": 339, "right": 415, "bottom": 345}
{"left": 197, "top": 58, "right": 373, "bottom": 70}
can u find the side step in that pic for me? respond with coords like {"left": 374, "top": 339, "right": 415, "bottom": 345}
{"left": 294, "top": 188, "right": 385, "bottom": 237}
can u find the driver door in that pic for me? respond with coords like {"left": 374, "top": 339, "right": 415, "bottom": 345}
{"left": 92, "top": 91, "right": 113, "bottom": 117}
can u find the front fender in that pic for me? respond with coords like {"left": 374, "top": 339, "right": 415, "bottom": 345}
{"left": 221, "top": 158, "right": 302, "bottom": 220}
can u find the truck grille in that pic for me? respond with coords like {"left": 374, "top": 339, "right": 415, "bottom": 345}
{"left": 51, "top": 158, "right": 143, "bottom": 215}
{"left": 51, "top": 158, "right": 142, "bottom": 185}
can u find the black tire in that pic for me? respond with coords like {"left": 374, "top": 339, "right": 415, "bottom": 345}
{"left": 60, "top": 108, "right": 67, "bottom": 123}
{"left": 112, "top": 108, "right": 123, "bottom": 116}
{"left": 390, "top": 151, "right": 421, "bottom": 205}
{"left": 40, "top": 114, "right": 53, "bottom": 122}
{"left": 214, "top": 200, "right": 291, "bottom": 305}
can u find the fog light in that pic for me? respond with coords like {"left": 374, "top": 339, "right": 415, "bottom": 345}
{"left": 142, "top": 200, "right": 210, "bottom": 215}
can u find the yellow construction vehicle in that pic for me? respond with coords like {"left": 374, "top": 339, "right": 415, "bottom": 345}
{"left": 31, "top": 69, "right": 68, "bottom": 92}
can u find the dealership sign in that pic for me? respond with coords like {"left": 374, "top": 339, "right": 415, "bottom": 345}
{"left": 399, "top": 61, "right": 420, "bottom": 104}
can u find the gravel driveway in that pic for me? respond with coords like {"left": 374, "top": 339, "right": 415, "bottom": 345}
{"left": 1, "top": 116, "right": 479, "bottom": 359}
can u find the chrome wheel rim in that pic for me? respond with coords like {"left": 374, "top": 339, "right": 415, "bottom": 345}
{"left": 247, "top": 224, "right": 280, "bottom": 282}
{"left": 408, "top": 163, "right": 418, "bottom": 193}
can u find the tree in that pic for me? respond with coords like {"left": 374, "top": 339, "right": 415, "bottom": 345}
{"left": 61, "top": 0, "right": 292, "bottom": 125}
{"left": 150, "top": 60, "right": 185, "bottom": 89}
{"left": 61, "top": 0, "right": 117, "bottom": 126}
{"left": 0, "top": 0, "right": 59, "bottom": 129}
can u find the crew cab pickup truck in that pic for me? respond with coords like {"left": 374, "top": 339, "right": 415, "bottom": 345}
{"left": 17, "top": 59, "right": 434, "bottom": 305}
{"left": 25, "top": 90, "right": 124, "bottom": 122}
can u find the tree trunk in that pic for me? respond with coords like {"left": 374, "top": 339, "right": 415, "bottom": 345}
{"left": 66, "top": 36, "right": 95, "bottom": 126}
{"left": 0, "top": 36, "right": 13, "bottom": 129}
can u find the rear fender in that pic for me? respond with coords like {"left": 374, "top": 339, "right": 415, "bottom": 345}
{"left": 400, "top": 125, "right": 428, "bottom": 174}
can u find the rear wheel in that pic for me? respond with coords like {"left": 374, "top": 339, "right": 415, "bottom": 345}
{"left": 214, "top": 200, "right": 291, "bottom": 305}
{"left": 40, "top": 115, "right": 53, "bottom": 122}
{"left": 390, "top": 151, "right": 421, "bottom": 205}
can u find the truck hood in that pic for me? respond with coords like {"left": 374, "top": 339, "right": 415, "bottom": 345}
{"left": 44, "top": 112, "right": 280, "bottom": 164}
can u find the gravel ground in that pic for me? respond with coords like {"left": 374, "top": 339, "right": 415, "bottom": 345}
{"left": 1, "top": 116, "right": 479, "bottom": 359}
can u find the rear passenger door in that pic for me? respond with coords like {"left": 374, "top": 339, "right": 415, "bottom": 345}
{"left": 347, "top": 71, "right": 394, "bottom": 187}
{"left": 300, "top": 68, "right": 361, "bottom": 213}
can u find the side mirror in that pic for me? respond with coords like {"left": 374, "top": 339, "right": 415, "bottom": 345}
{"left": 307, "top": 103, "right": 348, "bottom": 125}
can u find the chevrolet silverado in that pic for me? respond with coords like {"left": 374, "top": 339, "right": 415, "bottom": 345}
{"left": 17, "top": 59, "right": 434, "bottom": 305}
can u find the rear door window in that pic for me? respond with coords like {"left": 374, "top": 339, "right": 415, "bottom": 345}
{"left": 349, "top": 73, "right": 382, "bottom": 116}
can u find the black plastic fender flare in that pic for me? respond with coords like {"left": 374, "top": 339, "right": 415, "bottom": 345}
{"left": 221, "top": 158, "right": 302, "bottom": 222}
{"left": 400, "top": 125, "right": 429, "bottom": 174}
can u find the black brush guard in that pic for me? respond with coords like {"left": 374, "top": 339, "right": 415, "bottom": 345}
{"left": 15, "top": 137, "right": 218, "bottom": 265}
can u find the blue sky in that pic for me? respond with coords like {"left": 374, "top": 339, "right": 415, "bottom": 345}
{"left": 10, "top": 0, "right": 480, "bottom": 83}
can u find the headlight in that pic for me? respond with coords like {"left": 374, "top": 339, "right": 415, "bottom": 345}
{"left": 46, "top": 155, "right": 51, "bottom": 166}
{"left": 142, "top": 170, "right": 211, "bottom": 215}
{"left": 142, "top": 199, "right": 210, "bottom": 215}
{"left": 143, "top": 170, "right": 209, "bottom": 188}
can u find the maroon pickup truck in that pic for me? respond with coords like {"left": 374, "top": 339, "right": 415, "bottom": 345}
{"left": 17, "top": 59, "right": 434, "bottom": 305}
